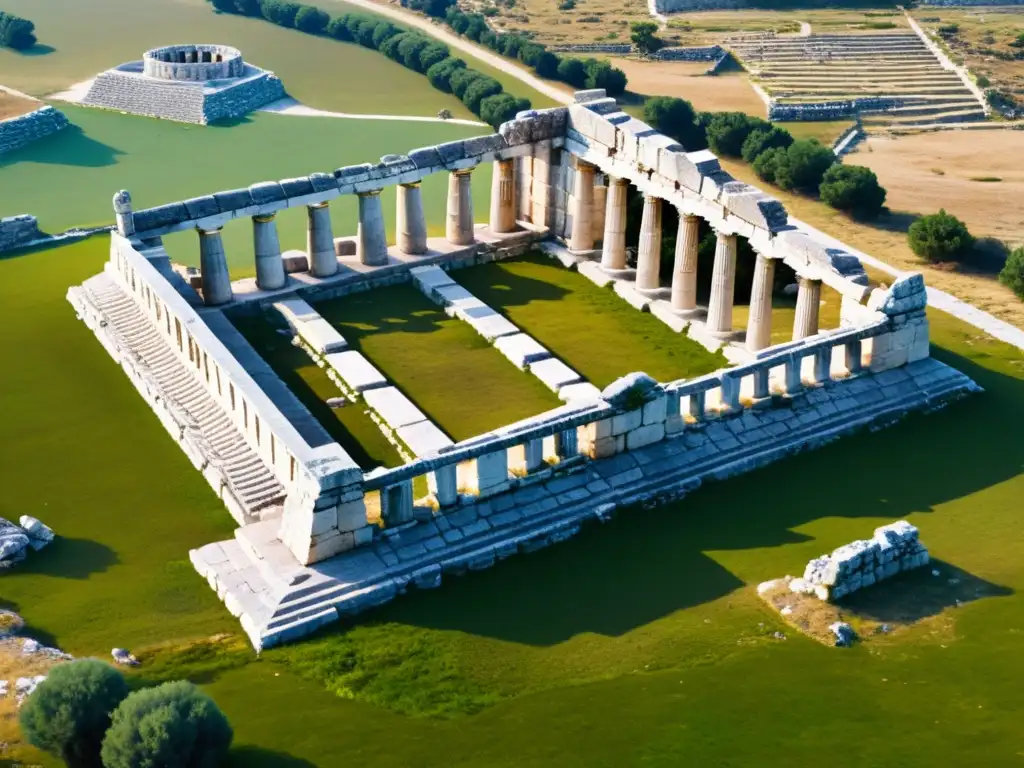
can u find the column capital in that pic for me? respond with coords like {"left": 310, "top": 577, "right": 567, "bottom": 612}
{"left": 358, "top": 189, "right": 383, "bottom": 198}
{"left": 308, "top": 200, "right": 329, "bottom": 210}
{"left": 197, "top": 226, "right": 223, "bottom": 235}
{"left": 399, "top": 180, "right": 422, "bottom": 189}
{"left": 453, "top": 167, "right": 475, "bottom": 177}
{"left": 253, "top": 213, "right": 276, "bottom": 223}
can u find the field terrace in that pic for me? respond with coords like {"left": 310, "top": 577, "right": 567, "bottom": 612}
{"left": 66, "top": 89, "right": 977, "bottom": 650}
{"left": 730, "top": 29, "right": 988, "bottom": 130}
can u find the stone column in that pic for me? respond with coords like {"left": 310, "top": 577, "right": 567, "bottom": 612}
{"left": 706, "top": 230, "right": 738, "bottom": 337}
{"left": 670, "top": 214, "right": 700, "bottom": 313}
{"left": 568, "top": 160, "right": 596, "bottom": 253}
{"left": 357, "top": 190, "right": 388, "bottom": 267}
{"left": 306, "top": 202, "right": 338, "bottom": 278}
{"left": 489, "top": 158, "right": 517, "bottom": 234}
{"left": 446, "top": 169, "right": 475, "bottom": 246}
{"left": 592, "top": 181, "right": 607, "bottom": 244}
{"left": 530, "top": 140, "right": 553, "bottom": 229}
{"left": 252, "top": 214, "right": 286, "bottom": 291}
{"left": 396, "top": 182, "right": 428, "bottom": 255}
{"left": 380, "top": 479, "right": 414, "bottom": 527}
{"left": 600, "top": 176, "right": 629, "bottom": 272}
{"left": 792, "top": 276, "right": 822, "bottom": 340}
{"left": 635, "top": 195, "right": 663, "bottom": 293}
{"left": 745, "top": 253, "right": 775, "bottom": 352}
{"left": 198, "top": 227, "right": 232, "bottom": 306}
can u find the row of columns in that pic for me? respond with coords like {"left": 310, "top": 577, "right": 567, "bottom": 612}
{"left": 195, "top": 160, "right": 521, "bottom": 306}
{"left": 568, "top": 159, "right": 823, "bottom": 352}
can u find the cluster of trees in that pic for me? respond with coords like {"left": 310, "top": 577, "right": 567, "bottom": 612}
{"left": 207, "top": 0, "right": 530, "bottom": 127}
{"left": 410, "top": 1, "right": 628, "bottom": 95}
{"left": 21, "top": 660, "right": 233, "bottom": 768}
{"left": 0, "top": 10, "right": 36, "bottom": 50}
{"left": 642, "top": 97, "right": 888, "bottom": 220}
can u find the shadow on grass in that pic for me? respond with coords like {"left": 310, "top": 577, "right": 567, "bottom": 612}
{"left": 0, "top": 598, "right": 60, "bottom": 649}
{"left": 228, "top": 747, "right": 317, "bottom": 767}
{"left": 839, "top": 559, "right": 1013, "bottom": 624}
{"left": 0, "top": 124, "right": 123, "bottom": 169}
{"left": 15, "top": 44, "right": 57, "bottom": 56}
{"left": 13, "top": 537, "right": 118, "bottom": 580}
{"left": 378, "top": 347, "right": 1024, "bottom": 644}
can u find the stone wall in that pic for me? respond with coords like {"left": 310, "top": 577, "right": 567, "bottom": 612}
{"left": 0, "top": 215, "right": 40, "bottom": 253}
{"left": 654, "top": 0, "right": 742, "bottom": 12}
{"left": 0, "top": 106, "right": 70, "bottom": 156}
{"left": 919, "top": 0, "right": 1023, "bottom": 4}
{"left": 549, "top": 43, "right": 632, "bottom": 54}
{"left": 768, "top": 97, "right": 904, "bottom": 122}
{"left": 651, "top": 45, "right": 724, "bottom": 61}
{"left": 82, "top": 68, "right": 284, "bottom": 125}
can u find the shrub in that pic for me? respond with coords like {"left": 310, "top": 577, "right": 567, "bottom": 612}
{"left": 398, "top": 35, "right": 430, "bottom": 70}
{"left": 534, "top": 50, "right": 560, "bottom": 78}
{"left": 462, "top": 76, "right": 503, "bottom": 114}
{"left": 938, "top": 23, "right": 959, "bottom": 35}
{"left": 450, "top": 67, "right": 485, "bottom": 99}
{"left": 101, "top": 681, "right": 233, "bottom": 768}
{"left": 211, "top": 0, "right": 239, "bottom": 12}
{"left": 704, "top": 111, "right": 771, "bottom": 157}
{"left": 326, "top": 15, "right": 351, "bottom": 40}
{"left": 480, "top": 93, "right": 531, "bottom": 128}
{"left": 518, "top": 43, "right": 544, "bottom": 67}
{"left": 643, "top": 95, "right": 704, "bottom": 150}
{"left": 772, "top": 139, "right": 836, "bottom": 193}
{"left": 20, "top": 660, "right": 129, "bottom": 768}
{"left": 752, "top": 145, "right": 784, "bottom": 184}
{"left": 261, "top": 0, "right": 301, "bottom": 27}
{"left": 907, "top": 209, "right": 975, "bottom": 263}
{"left": 419, "top": 41, "right": 450, "bottom": 71}
{"left": 998, "top": 246, "right": 1024, "bottom": 299}
{"left": 234, "top": 0, "right": 262, "bottom": 14}
{"left": 464, "top": 15, "right": 488, "bottom": 41}
{"left": 819, "top": 164, "right": 887, "bottom": 220}
{"left": 294, "top": 5, "right": 330, "bottom": 34}
{"left": 426, "top": 56, "right": 466, "bottom": 91}
{"left": 1012, "top": 32, "right": 1024, "bottom": 48}
{"left": 345, "top": 13, "right": 366, "bottom": 39}
{"left": 407, "top": 0, "right": 457, "bottom": 17}
{"left": 630, "top": 20, "right": 662, "bottom": 55}
{"left": 585, "top": 59, "right": 627, "bottom": 96}
{"left": 500, "top": 34, "right": 523, "bottom": 58}
{"left": 740, "top": 126, "right": 793, "bottom": 163}
{"left": 976, "top": 74, "right": 990, "bottom": 88}
{"left": 380, "top": 31, "right": 409, "bottom": 60}
{"left": 372, "top": 21, "right": 400, "bottom": 48}
{"left": 556, "top": 57, "right": 588, "bottom": 88}
{"left": 356, "top": 19, "right": 380, "bottom": 46}
{"left": 558, "top": 0, "right": 576, "bottom": 9}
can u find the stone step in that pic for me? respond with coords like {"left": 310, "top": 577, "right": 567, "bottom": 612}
{"left": 863, "top": 107, "right": 987, "bottom": 126}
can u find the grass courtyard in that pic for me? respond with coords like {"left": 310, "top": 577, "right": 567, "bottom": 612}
{"left": 2, "top": 236, "right": 1024, "bottom": 765}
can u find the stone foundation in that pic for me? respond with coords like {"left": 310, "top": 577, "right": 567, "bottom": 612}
{"left": 0, "top": 106, "right": 69, "bottom": 156}
{"left": 0, "top": 215, "right": 40, "bottom": 253}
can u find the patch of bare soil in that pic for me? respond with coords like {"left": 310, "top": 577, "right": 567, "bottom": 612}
{"left": 759, "top": 562, "right": 1011, "bottom": 647}
{"left": 0, "top": 91, "right": 41, "bottom": 121}
{"left": 611, "top": 58, "right": 767, "bottom": 116}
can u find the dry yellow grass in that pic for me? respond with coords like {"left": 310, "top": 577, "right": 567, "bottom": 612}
{"left": 850, "top": 131, "right": 1024, "bottom": 248}
{"left": 666, "top": 9, "right": 907, "bottom": 44}
{"left": 720, "top": 156, "right": 1024, "bottom": 330}
{"left": 479, "top": 0, "right": 648, "bottom": 45}
{"left": 611, "top": 58, "right": 767, "bottom": 115}
{"left": 0, "top": 91, "right": 40, "bottom": 121}
{"left": 0, "top": 637, "right": 69, "bottom": 760}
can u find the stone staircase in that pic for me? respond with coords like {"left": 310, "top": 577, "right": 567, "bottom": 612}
{"left": 77, "top": 272, "right": 286, "bottom": 521}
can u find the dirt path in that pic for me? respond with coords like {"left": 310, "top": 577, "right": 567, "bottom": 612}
{"left": 339, "top": 0, "right": 573, "bottom": 105}
{"left": 260, "top": 97, "right": 487, "bottom": 126}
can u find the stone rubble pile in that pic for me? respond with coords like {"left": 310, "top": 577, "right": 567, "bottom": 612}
{"left": 791, "top": 521, "right": 929, "bottom": 601}
{"left": 0, "top": 516, "right": 55, "bottom": 569}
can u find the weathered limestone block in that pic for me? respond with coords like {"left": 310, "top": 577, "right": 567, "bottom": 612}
{"left": 529, "top": 358, "right": 583, "bottom": 392}
{"left": 495, "top": 333, "right": 551, "bottom": 370}
{"left": 273, "top": 299, "right": 347, "bottom": 354}
{"left": 626, "top": 422, "right": 666, "bottom": 450}
{"left": 324, "top": 351, "right": 387, "bottom": 393}
{"left": 659, "top": 148, "right": 720, "bottom": 192}
{"left": 601, "top": 372, "right": 658, "bottom": 409}
{"left": 639, "top": 133, "right": 683, "bottom": 174}
{"left": 615, "top": 117, "right": 658, "bottom": 165}
{"left": 364, "top": 386, "right": 429, "bottom": 430}
{"left": 718, "top": 183, "right": 788, "bottom": 232}
{"left": 396, "top": 420, "right": 453, "bottom": 457}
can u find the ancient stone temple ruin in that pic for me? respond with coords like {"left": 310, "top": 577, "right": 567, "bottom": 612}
{"left": 81, "top": 44, "right": 285, "bottom": 125}
{"left": 67, "top": 90, "right": 979, "bottom": 649}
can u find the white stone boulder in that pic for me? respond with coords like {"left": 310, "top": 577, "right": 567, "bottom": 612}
{"left": 16, "top": 675, "right": 47, "bottom": 703}
{"left": 829, "top": 621, "right": 855, "bottom": 647}
{"left": 112, "top": 648, "right": 139, "bottom": 666}
{"left": 0, "top": 518, "right": 30, "bottom": 567}
{"left": 19, "top": 515, "right": 55, "bottom": 551}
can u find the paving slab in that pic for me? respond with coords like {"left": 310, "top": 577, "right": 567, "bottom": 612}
{"left": 363, "top": 386, "right": 429, "bottom": 430}
{"left": 273, "top": 298, "right": 348, "bottom": 354}
{"left": 324, "top": 350, "right": 388, "bottom": 392}
{"left": 530, "top": 357, "right": 584, "bottom": 392}
{"left": 410, "top": 265, "right": 455, "bottom": 299}
{"left": 495, "top": 333, "right": 551, "bottom": 370}
{"left": 396, "top": 419, "right": 454, "bottom": 456}
{"left": 558, "top": 382, "right": 603, "bottom": 402}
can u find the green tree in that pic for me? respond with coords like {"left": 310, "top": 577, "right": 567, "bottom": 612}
{"left": 772, "top": 139, "right": 836, "bottom": 193}
{"left": 450, "top": 67, "right": 486, "bottom": 99}
{"left": 462, "top": 76, "right": 503, "bottom": 114}
{"left": 998, "top": 246, "right": 1024, "bottom": 299}
{"left": 642, "top": 96, "right": 704, "bottom": 150}
{"left": 418, "top": 42, "right": 450, "bottom": 71}
{"left": 556, "top": 57, "right": 588, "bottom": 88}
{"left": 584, "top": 58, "right": 628, "bottom": 96}
{"left": 426, "top": 57, "right": 466, "bottom": 92}
{"left": 233, "top": 0, "right": 263, "bottom": 16}
{"left": 210, "top": 0, "right": 238, "bottom": 13}
{"left": 704, "top": 112, "right": 771, "bottom": 157}
{"left": 630, "top": 21, "right": 662, "bottom": 55}
{"left": 407, "top": 0, "right": 457, "bottom": 17}
{"left": 294, "top": 5, "right": 330, "bottom": 34}
{"left": 380, "top": 31, "right": 409, "bottom": 60}
{"left": 534, "top": 51, "right": 560, "bottom": 78}
{"left": 907, "top": 209, "right": 975, "bottom": 263}
{"left": 261, "top": 0, "right": 301, "bottom": 27}
{"left": 752, "top": 145, "right": 784, "bottom": 184}
{"left": 372, "top": 21, "right": 400, "bottom": 48}
{"left": 818, "top": 164, "right": 887, "bottom": 220}
{"left": 480, "top": 93, "right": 530, "bottom": 128}
{"left": 740, "top": 126, "right": 793, "bottom": 163}
{"left": 500, "top": 34, "right": 524, "bottom": 59}
{"left": 20, "top": 660, "right": 129, "bottom": 768}
{"left": 326, "top": 15, "right": 353, "bottom": 40}
{"left": 398, "top": 35, "right": 430, "bottom": 69}
{"left": 101, "top": 681, "right": 233, "bottom": 768}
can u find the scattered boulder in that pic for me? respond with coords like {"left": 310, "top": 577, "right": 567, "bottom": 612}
{"left": 111, "top": 648, "right": 139, "bottom": 667}
{"left": 19, "top": 515, "right": 54, "bottom": 551}
{"left": 601, "top": 372, "right": 658, "bottom": 409}
{"left": 21, "top": 637, "right": 72, "bottom": 661}
{"left": 0, "top": 519, "right": 30, "bottom": 568}
{"left": 15, "top": 675, "right": 47, "bottom": 704}
{"left": 829, "top": 622, "right": 855, "bottom": 647}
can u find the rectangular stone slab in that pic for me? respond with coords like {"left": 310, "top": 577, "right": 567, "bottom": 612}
{"left": 273, "top": 299, "right": 348, "bottom": 354}
{"left": 396, "top": 420, "right": 454, "bottom": 457}
{"left": 324, "top": 351, "right": 388, "bottom": 393}
{"left": 495, "top": 333, "right": 552, "bottom": 370}
{"left": 459, "top": 305, "right": 519, "bottom": 341}
{"left": 529, "top": 357, "right": 584, "bottom": 392}
{"left": 410, "top": 265, "right": 456, "bottom": 300}
{"left": 363, "top": 386, "right": 429, "bottom": 430}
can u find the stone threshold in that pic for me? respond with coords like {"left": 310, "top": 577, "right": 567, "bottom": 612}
{"left": 191, "top": 357, "right": 979, "bottom": 650}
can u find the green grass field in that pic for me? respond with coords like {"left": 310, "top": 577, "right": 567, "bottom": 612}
{"left": 1, "top": 236, "right": 1024, "bottom": 765}
{"left": 457, "top": 253, "right": 727, "bottom": 387}
{"left": 0, "top": 105, "right": 490, "bottom": 274}
{"left": 314, "top": 284, "right": 560, "bottom": 441}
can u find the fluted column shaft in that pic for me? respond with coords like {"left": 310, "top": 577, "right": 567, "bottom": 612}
{"left": 745, "top": 253, "right": 775, "bottom": 352}
{"left": 591, "top": 181, "right": 607, "bottom": 243}
{"left": 792, "top": 276, "right": 822, "bottom": 340}
{"left": 489, "top": 159, "right": 516, "bottom": 233}
{"left": 307, "top": 202, "right": 338, "bottom": 278}
{"left": 396, "top": 182, "right": 427, "bottom": 255}
{"left": 568, "top": 160, "right": 596, "bottom": 253}
{"left": 706, "top": 230, "right": 738, "bottom": 336}
{"left": 198, "top": 228, "right": 233, "bottom": 306}
{"left": 253, "top": 214, "right": 286, "bottom": 291}
{"left": 671, "top": 214, "right": 700, "bottom": 312}
{"left": 530, "top": 140, "right": 553, "bottom": 228}
{"left": 446, "top": 169, "right": 475, "bottom": 246}
{"left": 357, "top": 190, "right": 388, "bottom": 266}
{"left": 600, "top": 177, "right": 629, "bottom": 272}
{"left": 635, "top": 195, "right": 663, "bottom": 293}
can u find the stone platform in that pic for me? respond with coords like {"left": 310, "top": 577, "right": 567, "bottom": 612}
{"left": 192, "top": 357, "right": 978, "bottom": 650}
